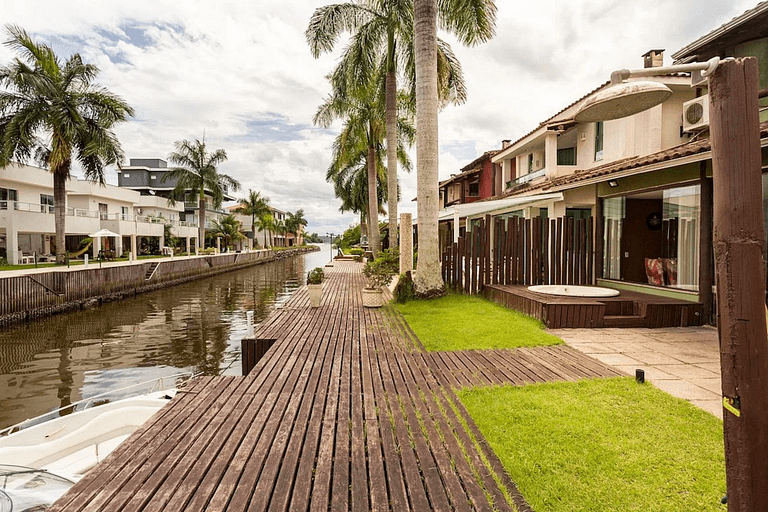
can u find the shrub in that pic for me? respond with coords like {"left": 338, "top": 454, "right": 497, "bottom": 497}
{"left": 362, "top": 250, "right": 399, "bottom": 290}
{"left": 393, "top": 271, "right": 416, "bottom": 304}
{"left": 349, "top": 248, "right": 364, "bottom": 256}
{"left": 307, "top": 267, "right": 325, "bottom": 285}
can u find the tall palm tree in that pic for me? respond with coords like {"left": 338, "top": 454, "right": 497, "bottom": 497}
{"left": 0, "top": 25, "right": 134, "bottom": 263}
{"left": 412, "top": 0, "right": 497, "bottom": 295}
{"left": 234, "top": 189, "right": 270, "bottom": 248}
{"left": 307, "top": 0, "right": 470, "bottom": 252}
{"left": 286, "top": 209, "right": 308, "bottom": 245}
{"left": 163, "top": 138, "right": 240, "bottom": 249}
{"left": 208, "top": 213, "right": 245, "bottom": 252}
{"left": 257, "top": 212, "right": 275, "bottom": 248}
{"left": 274, "top": 218, "right": 287, "bottom": 247}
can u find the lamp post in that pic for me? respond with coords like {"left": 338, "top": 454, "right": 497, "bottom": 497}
{"left": 576, "top": 57, "right": 768, "bottom": 509}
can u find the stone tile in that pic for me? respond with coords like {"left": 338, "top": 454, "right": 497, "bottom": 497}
{"left": 622, "top": 351, "right": 684, "bottom": 365}
{"left": 566, "top": 342, "right": 617, "bottom": 354}
{"left": 589, "top": 353, "right": 644, "bottom": 367}
{"left": 659, "top": 349, "right": 719, "bottom": 364}
{"left": 652, "top": 379, "right": 720, "bottom": 401}
{"left": 689, "top": 377, "right": 722, "bottom": 394}
{"left": 612, "top": 365, "right": 677, "bottom": 380}
{"left": 689, "top": 399, "right": 723, "bottom": 420}
{"left": 654, "top": 364, "right": 719, "bottom": 380}
{"left": 694, "top": 362, "right": 722, "bottom": 373}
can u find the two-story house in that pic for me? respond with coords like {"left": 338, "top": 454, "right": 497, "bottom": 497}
{"left": 117, "top": 158, "right": 236, "bottom": 234}
{"left": 0, "top": 163, "right": 198, "bottom": 264}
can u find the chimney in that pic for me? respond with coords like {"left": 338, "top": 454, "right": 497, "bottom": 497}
{"left": 642, "top": 49, "right": 665, "bottom": 68}
{"left": 501, "top": 139, "right": 511, "bottom": 149}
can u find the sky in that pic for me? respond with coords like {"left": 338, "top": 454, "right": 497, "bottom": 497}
{"left": 0, "top": 0, "right": 760, "bottom": 237}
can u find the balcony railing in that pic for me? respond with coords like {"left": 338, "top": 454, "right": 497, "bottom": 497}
{"left": 0, "top": 201, "right": 198, "bottom": 228}
{"left": 506, "top": 168, "right": 546, "bottom": 188}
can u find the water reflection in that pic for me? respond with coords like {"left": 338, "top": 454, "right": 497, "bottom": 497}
{"left": 0, "top": 247, "right": 329, "bottom": 430}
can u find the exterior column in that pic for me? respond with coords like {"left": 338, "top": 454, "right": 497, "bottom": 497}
{"left": 116, "top": 236, "right": 123, "bottom": 258}
{"left": 8, "top": 224, "right": 19, "bottom": 265}
{"left": 186, "top": 236, "right": 191, "bottom": 256}
{"left": 399, "top": 213, "right": 413, "bottom": 275}
{"left": 216, "top": 237, "right": 221, "bottom": 253}
{"left": 93, "top": 236, "right": 101, "bottom": 257}
{"left": 544, "top": 131, "right": 558, "bottom": 179}
{"left": 130, "top": 234, "right": 137, "bottom": 261}
{"left": 159, "top": 234, "right": 165, "bottom": 253}
{"left": 453, "top": 210, "right": 460, "bottom": 243}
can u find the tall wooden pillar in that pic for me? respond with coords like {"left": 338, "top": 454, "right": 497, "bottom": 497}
{"left": 709, "top": 56, "right": 768, "bottom": 510}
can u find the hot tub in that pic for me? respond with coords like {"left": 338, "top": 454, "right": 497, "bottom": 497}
{"left": 527, "top": 285, "right": 620, "bottom": 298}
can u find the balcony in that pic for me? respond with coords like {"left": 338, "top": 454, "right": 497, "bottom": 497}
{"left": 506, "top": 169, "right": 546, "bottom": 189}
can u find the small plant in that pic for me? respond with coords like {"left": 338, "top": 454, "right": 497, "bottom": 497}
{"left": 362, "top": 253, "right": 398, "bottom": 290}
{"left": 307, "top": 267, "right": 325, "bottom": 285}
{"left": 393, "top": 271, "right": 416, "bottom": 304}
{"left": 349, "top": 248, "right": 364, "bottom": 256}
{"left": 202, "top": 247, "right": 216, "bottom": 255}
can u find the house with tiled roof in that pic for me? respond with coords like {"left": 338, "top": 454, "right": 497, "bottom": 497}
{"left": 444, "top": 2, "right": 768, "bottom": 324}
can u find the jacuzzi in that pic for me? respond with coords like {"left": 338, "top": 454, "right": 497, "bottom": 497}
{"left": 527, "top": 285, "right": 620, "bottom": 298}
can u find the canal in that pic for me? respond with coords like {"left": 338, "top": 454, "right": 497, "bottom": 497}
{"left": 0, "top": 246, "right": 332, "bottom": 430}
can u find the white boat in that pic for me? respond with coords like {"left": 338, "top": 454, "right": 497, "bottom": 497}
{"left": 0, "top": 372, "right": 193, "bottom": 510}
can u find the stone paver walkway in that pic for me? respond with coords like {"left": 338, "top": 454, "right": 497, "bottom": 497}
{"left": 549, "top": 326, "right": 723, "bottom": 419}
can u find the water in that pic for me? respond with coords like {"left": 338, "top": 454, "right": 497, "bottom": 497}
{"left": 0, "top": 246, "right": 333, "bottom": 430}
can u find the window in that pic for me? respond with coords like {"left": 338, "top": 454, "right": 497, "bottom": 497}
{"left": 557, "top": 147, "right": 577, "bottom": 166}
{"left": 468, "top": 182, "right": 479, "bottom": 197}
{"left": 527, "top": 154, "right": 534, "bottom": 173}
{"left": 40, "top": 194, "right": 54, "bottom": 213}
{"left": 0, "top": 188, "right": 18, "bottom": 210}
{"left": 123, "top": 173, "right": 130, "bottom": 178}
{"left": 594, "top": 122, "right": 604, "bottom": 161}
{"left": 121, "top": 206, "right": 129, "bottom": 220}
{"left": 98, "top": 203, "right": 108, "bottom": 220}
{"left": 150, "top": 174, "right": 157, "bottom": 180}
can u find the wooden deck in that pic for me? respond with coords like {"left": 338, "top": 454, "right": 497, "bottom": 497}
{"left": 484, "top": 284, "right": 705, "bottom": 329}
{"left": 50, "top": 262, "right": 620, "bottom": 511}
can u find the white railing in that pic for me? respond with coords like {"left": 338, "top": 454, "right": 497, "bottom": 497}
{"left": 2, "top": 202, "right": 199, "bottom": 228}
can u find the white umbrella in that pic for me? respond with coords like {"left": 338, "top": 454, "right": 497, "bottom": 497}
{"left": 89, "top": 228, "right": 120, "bottom": 238}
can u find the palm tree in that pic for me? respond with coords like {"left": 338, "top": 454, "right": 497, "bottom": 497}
{"left": 412, "top": 0, "right": 497, "bottom": 295}
{"left": 163, "top": 138, "right": 240, "bottom": 249}
{"left": 257, "top": 212, "right": 275, "bottom": 248}
{"left": 285, "top": 209, "right": 308, "bottom": 245}
{"left": 274, "top": 218, "right": 287, "bottom": 247}
{"left": 234, "top": 189, "right": 270, "bottom": 248}
{"left": 307, "top": 0, "right": 470, "bottom": 252}
{"left": 0, "top": 25, "right": 134, "bottom": 263}
{"left": 208, "top": 213, "right": 245, "bottom": 252}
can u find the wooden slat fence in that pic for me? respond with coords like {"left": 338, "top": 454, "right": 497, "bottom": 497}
{"left": 442, "top": 215, "right": 594, "bottom": 294}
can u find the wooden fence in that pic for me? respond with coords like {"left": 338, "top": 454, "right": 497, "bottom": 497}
{"left": 441, "top": 215, "right": 594, "bottom": 295}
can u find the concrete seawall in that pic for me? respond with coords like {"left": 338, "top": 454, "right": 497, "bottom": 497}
{"left": 0, "top": 246, "right": 319, "bottom": 327}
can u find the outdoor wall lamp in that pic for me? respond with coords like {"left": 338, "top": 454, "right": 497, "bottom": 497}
{"left": 574, "top": 57, "right": 720, "bottom": 122}
{"left": 607, "top": 179, "right": 619, "bottom": 188}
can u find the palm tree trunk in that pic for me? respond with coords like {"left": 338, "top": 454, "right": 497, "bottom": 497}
{"left": 386, "top": 37, "right": 399, "bottom": 251}
{"left": 367, "top": 145, "right": 381, "bottom": 256}
{"left": 53, "top": 172, "right": 67, "bottom": 264}
{"left": 413, "top": 0, "right": 443, "bottom": 296}
{"left": 360, "top": 211, "right": 368, "bottom": 238}
{"left": 198, "top": 196, "right": 206, "bottom": 249}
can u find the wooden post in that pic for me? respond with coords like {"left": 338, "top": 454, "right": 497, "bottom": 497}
{"left": 399, "top": 213, "right": 413, "bottom": 275}
{"left": 709, "top": 56, "right": 768, "bottom": 509}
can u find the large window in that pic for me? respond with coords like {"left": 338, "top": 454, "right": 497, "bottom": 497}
{"left": 0, "top": 188, "right": 18, "bottom": 210}
{"left": 602, "top": 196, "right": 625, "bottom": 280}
{"left": 557, "top": 147, "right": 577, "bottom": 166}
{"left": 663, "top": 185, "right": 700, "bottom": 290}
{"left": 594, "top": 122, "right": 604, "bottom": 161}
{"left": 40, "top": 194, "right": 54, "bottom": 213}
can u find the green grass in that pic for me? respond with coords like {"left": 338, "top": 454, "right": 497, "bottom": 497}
{"left": 459, "top": 378, "right": 726, "bottom": 512}
{"left": 395, "top": 293, "right": 562, "bottom": 351}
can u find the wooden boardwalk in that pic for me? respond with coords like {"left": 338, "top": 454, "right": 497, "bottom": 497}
{"left": 50, "top": 261, "right": 619, "bottom": 511}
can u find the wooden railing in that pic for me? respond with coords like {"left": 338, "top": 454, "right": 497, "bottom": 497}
{"left": 442, "top": 214, "right": 594, "bottom": 295}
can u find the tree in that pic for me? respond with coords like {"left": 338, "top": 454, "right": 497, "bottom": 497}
{"left": 208, "top": 213, "right": 245, "bottom": 252}
{"left": 285, "top": 209, "right": 308, "bottom": 244}
{"left": 234, "top": 189, "right": 270, "bottom": 248}
{"left": 0, "top": 25, "right": 134, "bottom": 263}
{"left": 412, "top": 0, "right": 496, "bottom": 296}
{"left": 307, "top": 0, "right": 469, "bottom": 253}
{"left": 274, "top": 218, "right": 287, "bottom": 247}
{"left": 256, "top": 212, "right": 275, "bottom": 248}
{"left": 315, "top": 64, "right": 414, "bottom": 257}
{"left": 163, "top": 138, "right": 240, "bottom": 249}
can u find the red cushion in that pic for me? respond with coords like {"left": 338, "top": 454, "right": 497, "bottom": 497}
{"left": 644, "top": 258, "right": 664, "bottom": 286}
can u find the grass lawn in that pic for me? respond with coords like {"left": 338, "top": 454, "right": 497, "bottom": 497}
{"left": 459, "top": 377, "right": 726, "bottom": 512}
{"left": 395, "top": 293, "right": 562, "bottom": 351}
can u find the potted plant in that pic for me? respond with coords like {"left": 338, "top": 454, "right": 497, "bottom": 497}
{"left": 307, "top": 267, "right": 325, "bottom": 307}
{"left": 361, "top": 251, "right": 398, "bottom": 308}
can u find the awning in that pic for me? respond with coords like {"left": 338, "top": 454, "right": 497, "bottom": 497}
{"left": 437, "top": 192, "right": 564, "bottom": 221}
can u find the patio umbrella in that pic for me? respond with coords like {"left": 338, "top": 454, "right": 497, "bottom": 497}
{"left": 89, "top": 229, "right": 120, "bottom": 238}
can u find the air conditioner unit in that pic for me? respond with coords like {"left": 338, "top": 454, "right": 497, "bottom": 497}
{"left": 682, "top": 96, "right": 709, "bottom": 133}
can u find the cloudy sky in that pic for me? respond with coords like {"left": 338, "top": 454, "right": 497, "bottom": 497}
{"left": 1, "top": 0, "right": 759, "bottom": 236}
